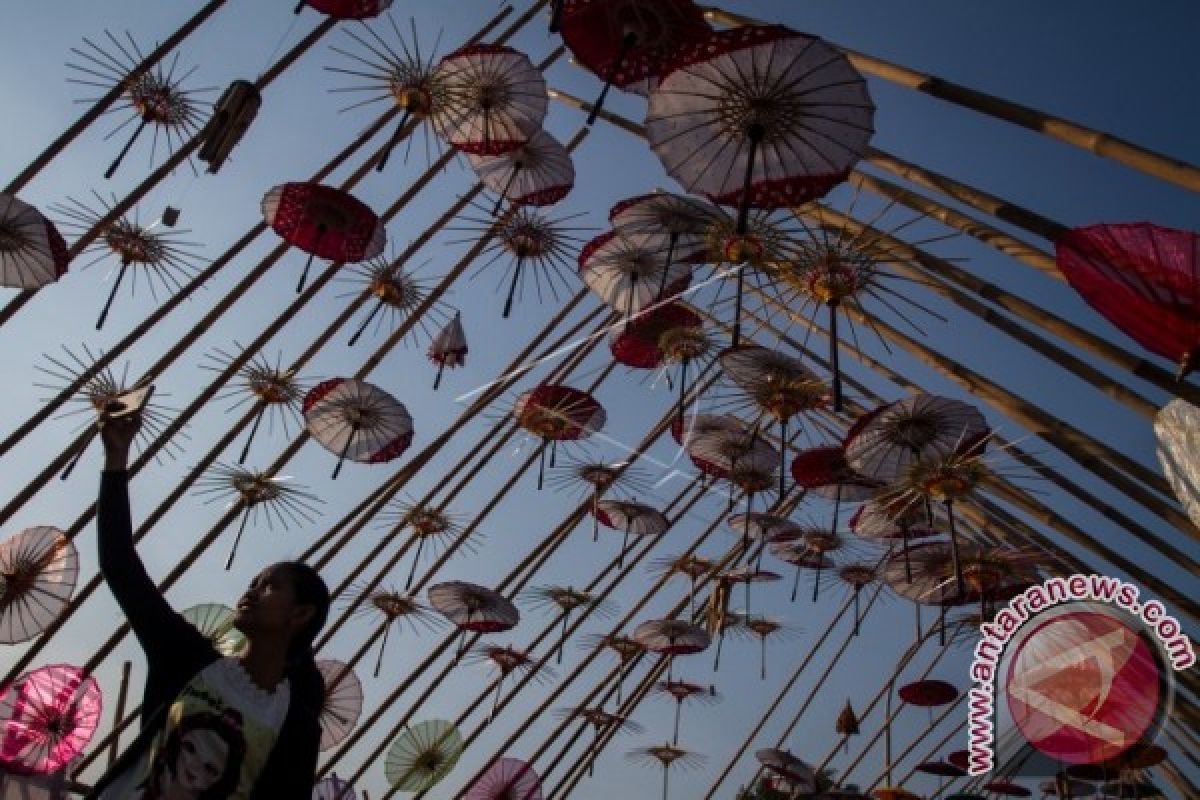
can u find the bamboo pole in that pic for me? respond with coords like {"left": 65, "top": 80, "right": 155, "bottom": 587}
{"left": 2, "top": 0, "right": 230, "bottom": 196}
{"left": 701, "top": 5, "right": 1200, "bottom": 193}
{"left": 105, "top": 662, "right": 132, "bottom": 768}
{"left": 0, "top": 4, "right": 520, "bottom": 460}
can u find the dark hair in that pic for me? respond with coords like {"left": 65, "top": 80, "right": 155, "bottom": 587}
{"left": 144, "top": 709, "right": 246, "bottom": 799}
{"left": 274, "top": 561, "right": 331, "bottom": 659}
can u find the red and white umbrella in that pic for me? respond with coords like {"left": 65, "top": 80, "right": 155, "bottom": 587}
{"left": 0, "top": 526, "right": 78, "bottom": 645}
{"left": 646, "top": 25, "right": 874, "bottom": 231}
{"left": 593, "top": 498, "right": 670, "bottom": 565}
{"left": 262, "top": 182, "right": 386, "bottom": 293}
{"left": 844, "top": 394, "right": 988, "bottom": 483}
{"left": 295, "top": 0, "right": 393, "bottom": 19}
{"left": 791, "top": 445, "right": 882, "bottom": 541}
{"left": 428, "top": 311, "right": 468, "bottom": 390}
{"left": 469, "top": 129, "right": 575, "bottom": 214}
{"left": 609, "top": 302, "right": 710, "bottom": 419}
{"left": 0, "top": 194, "right": 70, "bottom": 289}
{"left": 303, "top": 378, "right": 414, "bottom": 479}
{"left": 431, "top": 44, "right": 548, "bottom": 156}
{"left": 558, "top": 0, "right": 711, "bottom": 120}
{"left": 609, "top": 192, "right": 715, "bottom": 268}
{"left": 579, "top": 230, "right": 692, "bottom": 322}
{"left": 513, "top": 384, "right": 606, "bottom": 489}
{"left": 427, "top": 580, "right": 520, "bottom": 658}
{"left": 0, "top": 664, "right": 102, "bottom": 775}
{"left": 632, "top": 618, "right": 711, "bottom": 681}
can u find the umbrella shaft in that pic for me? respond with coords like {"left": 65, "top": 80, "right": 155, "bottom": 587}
{"left": 238, "top": 404, "right": 268, "bottom": 464}
{"left": 376, "top": 110, "right": 412, "bottom": 173}
{"left": 105, "top": 117, "right": 148, "bottom": 180}
{"left": 96, "top": 259, "right": 131, "bottom": 330}
{"left": 735, "top": 126, "right": 765, "bottom": 235}
{"left": 503, "top": 257, "right": 523, "bottom": 318}
{"left": 588, "top": 32, "right": 637, "bottom": 126}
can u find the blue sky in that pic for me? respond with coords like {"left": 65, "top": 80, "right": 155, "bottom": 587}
{"left": 1, "top": 1, "right": 1198, "bottom": 798}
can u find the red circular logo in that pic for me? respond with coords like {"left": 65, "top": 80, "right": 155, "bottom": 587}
{"left": 1005, "top": 610, "right": 1162, "bottom": 765}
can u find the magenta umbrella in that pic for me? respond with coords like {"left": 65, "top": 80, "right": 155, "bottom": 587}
{"left": 0, "top": 664, "right": 102, "bottom": 775}
{"left": 464, "top": 756, "right": 543, "bottom": 800}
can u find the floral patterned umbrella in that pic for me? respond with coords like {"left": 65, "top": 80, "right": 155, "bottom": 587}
{"left": 0, "top": 664, "right": 102, "bottom": 775}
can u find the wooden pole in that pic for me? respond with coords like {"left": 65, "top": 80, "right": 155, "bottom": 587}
{"left": 105, "top": 662, "right": 132, "bottom": 768}
{"left": 700, "top": 5, "right": 1200, "bottom": 193}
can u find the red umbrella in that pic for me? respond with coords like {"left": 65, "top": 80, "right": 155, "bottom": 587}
{"left": 262, "top": 182, "right": 386, "bottom": 293}
{"left": 431, "top": 44, "right": 547, "bottom": 156}
{"left": 646, "top": 25, "right": 873, "bottom": 232}
{"left": 610, "top": 302, "right": 710, "bottom": 419}
{"left": 428, "top": 311, "right": 469, "bottom": 390}
{"left": 469, "top": 129, "right": 575, "bottom": 215}
{"left": 945, "top": 750, "right": 970, "bottom": 772}
{"left": 593, "top": 498, "right": 669, "bottom": 566}
{"left": 632, "top": 618, "right": 711, "bottom": 681}
{"left": 0, "top": 194, "right": 70, "bottom": 289}
{"left": 898, "top": 679, "right": 958, "bottom": 708}
{"left": 303, "top": 378, "right": 414, "bottom": 480}
{"left": 427, "top": 581, "right": 520, "bottom": 658}
{"left": 916, "top": 760, "right": 966, "bottom": 778}
{"left": 983, "top": 781, "right": 1033, "bottom": 798}
{"left": 514, "top": 384, "right": 606, "bottom": 489}
{"left": 295, "top": 0, "right": 393, "bottom": 19}
{"left": 0, "top": 664, "right": 102, "bottom": 775}
{"left": 791, "top": 445, "right": 882, "bottom": 538}
{"left": 1057, "top": 223, "right": 1199, "bottom": 377}
{"left": 558, "top": 0, "right": 711, "bottom": 121}
{"left": 465, "top": 756, "right": 543, "bottom": 800}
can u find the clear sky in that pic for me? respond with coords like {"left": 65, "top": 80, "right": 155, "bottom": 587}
{"left": 0, "top": 2, "right": 1198, "bottom": 799}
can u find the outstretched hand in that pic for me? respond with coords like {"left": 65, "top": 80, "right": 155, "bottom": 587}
{"left": 99, "top": 402, "right": 143, "bottom": 471}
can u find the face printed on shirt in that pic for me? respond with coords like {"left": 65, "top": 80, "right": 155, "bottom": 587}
{"left": 177, "top": 729, "right": 230, "bottom": 792}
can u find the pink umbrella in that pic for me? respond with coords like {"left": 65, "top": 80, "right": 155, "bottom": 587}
{"left": 0, "top": 664, "right": 102, "bottom": 775}
{"left": 465, "top": 756, "right": 543, "bottom": 800}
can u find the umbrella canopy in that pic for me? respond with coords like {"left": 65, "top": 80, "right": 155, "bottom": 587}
{"left": 632, "top": 618, "right": 711, "bottom": 655}
{"left": 429, "top": 311, "right": 469, "bottom": 389}
{"left": 0, "top": 526, "right": 78, "bottom": 645}
{"left": 385, "top": 719, "right": 464, "bottom": 792}
{"left": 181, "top": 603, "right": 246, "bottom": 656}
{"left": 469, "top": 129, "right": 575, "bottom": 209}
{"left": 464, "top": 756, "right": 543, "bottom": 800}
{"left": 514, "top": 384, "right": 607, "bottom": 442}
{"left": 579, "top": 230, "right": 692, "bottom": 317}
{"left": 1055, "top": 223, "right": 1199, "bottom": 377}
{"left": 0, "top": 194, "right": 70, "bottom": 289}
{"left": 427, "top": 580, "right": 520, "bottom": 634}
{"left": 755, "top": 748, "right": 817, "bottom": 792}
{"left": 670, "top": 413, "right": 750, "bottom": 446}
{"left": 610, "top": 302, "right": 706, "bottom": 370}
{"left": 316, "top": 660, "right": 363, "bottom": 751}
{"left": 982, "top": 781, "right": 1033, "bottom": 798}
{"left": 262, "top": 182, "right": 386, "bottom": 286}
{"left": 0, "top": 664, "right": 102, "bottom": 775}
{"left": 312, "top": 774, "right": 357, "bottom": 800}
{"left": 298, "top": 0, "right": 393, "bottom": 19}
{"left": 303, "top": 378, "right": 414, "bottom": 479}
{"left": 1154, "top": 399, "right": 1200, "bottom": 527}
{"left": 791, "top": 446, "right": 883, "bottom": 501}
{"left": 898, "top": 679, "right": 959, "bottom": 707}
{"left": 646, "top": 24, "right": 874, "bottom": 229}
{"left": 845, "top": 394, "right": 989, "bottom": 482}
{"left": 593, "top": 499, "right": 670, "bottom": 536}
{"left": 719, "top": 345, "right": 831, "bottom": 422}
{"left": 431, "top": 44, "right": 548, "bottom": 155}
{"left": 609, "top": 191, "right": 715, "bottom": 264}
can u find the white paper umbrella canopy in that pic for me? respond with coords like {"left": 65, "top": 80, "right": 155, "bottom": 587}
{"left": 427, "top": 580, "right": 520, "bottom": 633}
{"left": 429, "top": 312, "right": 469, "bottom": 389}
{"left": 844, "top": 394, "right": 989, "bottom": 483}
{"left": 631, "top": 618, "right": 711, "bottom": 655}
{"left": 608, "top": 191, "right": 716, "bottom": 264}
{"left": 755, "top": 748, "right": 817, "bottom": 791}
{"left": 0, "top": 194, "right": 70, "bottom": 289}
{"left": 315, "top": 660, "right": 363, "bottom": 751}
{"left": 646, "top": 25, "right": 874, "bottom": 218}
{"left": 0, "top": 526, "right": 78, "bottom": 645}
{"left": 385, "top": 719, "right": 464, "bottom": 792}
{"left": 431, "top": 44, "right": 548, "bottom": 156}
{"left": 1155, "top": 398, "right": 1200, "bottom": 528}
{"left": 468, "top": 129, "right": 575, "bottom": 208}
{"left": 578, "top": 230, "right": 692, "bottom": 315}
{"left": 593, "top": 499, "right": 670, "bottom": 536}
{"left": 303, "top": 378, "right": 414, "bottom": 477}
{"left": 181, "top": 603, "right": 246, "bottom": 657}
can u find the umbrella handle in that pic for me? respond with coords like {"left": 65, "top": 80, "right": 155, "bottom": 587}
{"left": 96, "top": 259, "right": 131, "bottom": 330}
{"left": 829, "top": 301, "right": 844, "bottom": 412}
{"left": 548, "top": 0, "right": 564, "bottom": 32}
{"left": 503, "top": 256, "right": 524, "bottom": 318}
{"left": 405, "top": 535, "right": 427, "bottom": 591}
{"left": 375, "top": 109, "right": 412, "bottom": 173}
{"left": 225, "top": 510, "right": 251, "bottom": 571}
{"left": 104, "top": 117, "right": 148, "bottom": 180}
{"left": 60, "top": 428, "right": 98, "bottom": 481}
{"left": 348, "top": 299, "right": 385, "bottom": 347}
{"left": 331, "top": 421, "right": 358, "bottom": 480}
{"left": 657, "top": 232, "right": 678, "bottom": 300}
{"left": 433, "top": 360, "right": 446, "bottom": 391}
{"left": 238, "top": 404, "right": 268, "bottom": 464}
{"left": 735, "top": 125, "right": 765, "bottom": 236}
{"left": 493, "top": 161, "right": 522, "bottom": 215}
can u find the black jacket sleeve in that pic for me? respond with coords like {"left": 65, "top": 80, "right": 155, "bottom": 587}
{"left": 97, "top": 470, "right": 209, "bottom": 666}
{"left": 253, "top": 658, "right": 324, "bottom": 799}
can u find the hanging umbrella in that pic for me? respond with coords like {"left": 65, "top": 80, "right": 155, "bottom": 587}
{"left": 736, "top": 614, "right": 792, "bottom": 680}
{"left": 686, "top": 428, "right": 779, "bottom": 515}
{"left": 652, "top": 679, "right": 720, "bottom": 745}
{"left": 899, "top": 678, "right": 959, "bottom": 726}
{"left": 377, "top": 501, "right": 475, "bottom": 591}
{"left": 431, "top": 44, "right": 548, "bottom": 155}
{"left": 351, "top": 587, "right": 443, "bottom": 677}
{"left": 791, "top": 445, "right": 882, "bottom": 540}
{"left": 579, "top": 230, "right": 692, "bottom": 321}
{"left": 651, "top": 553, "right": 715, "bottom": 616}
{"left": 983, "top": 781, "right": 1033, "bottom": 798}
{"left": 844, "top": 394, "right": 988, "bottom": 483}
{"left": 836, "top": 562, "right": 883, "bottom": 636}
{"left": 609, "top": 192, "right": 715, "bottom": 275}
{"left": 916, "top": 760, "right": 967, "bottom": 779}
{"left": 559, "top": 0, "right": 711, "bottom": 120}
{"left": 610, "top": 302, "right": 711, "bottom": 419}
{"left": 194, "top": 463, "right": 323, "bottom": 569}
{"left": 513, "top": 383, "right": 606, "bottom": 489}
{"left": 0, "top": 664, "right": 102, "bottom": 775}
{"left": 0, "top": 194, "right": 70, "bottom": 289}
{"left": 1055, "top": 223, "right": 1199, "bottom": 378}
{"left": 467, "top": 644, "right": 556, "bottom": 722}
{"left": 632, "top": 618, "right": 711, "bottom": 681}
{"left": 836, "top": 699, "right": 860, "bottom": 751}
{"left": 303, "top": 378, "right": 414, "bottom": 480}
{"left": 385, "top": 719, "right": 464, "bottom": 793}
{"left": 719, "top": 566, "right": 781, "bottom": 617}
{"left": 296, "top": 0, "right": 394, "bottom": 19}
{"left": 848, "top": 497, "right": 940, "bottom": 584}
{"left": 554, "top": 706, "right": 644, "bottom": 777}
{"left": 521, "top": 585, "right": 617, "bottom": 663}
{"left": 205, "top": 347, "right": 309, "bottom": 464}
{"left": 469, "top": 129, "right": 575, "bottom": 215}
{"left": 315, "top": 660, "right": 363, "bottom": 752}
{"left": 547, "top": 456, "right": 653, "bottom": 544}
{"left": 464, "top": 756, "right": 543, "bottom": 800}
{"left": 0, "top": 526, "right": 78, "bottom": 645}
{"left": 428, "top": 581, "right": 520, "bottom": 659}
{"left": 429, "top": 311, "right": 469, "bottom": 390}
{"left": 1154, "top": 399, "right": 1200, "bottom": 527}
{"left": 580, "top": 633, "right": 645, "bottom": 703}
{"left": 66, "top": 34, "right": 211, "bottom": 180}
{"left": 883, "top": 541, "right": 972, "bottom": 645}
{"left": 593, "top": 498, "right": 670, "bottom": 566}
{"left": 262, "top": 182, "right": 386, "bottom": 293}
{"left": 627, "top": 744, "right": 706, "bottom": 800}
{"left": 181, "top": 603, "right": 246, "bottom": 656}
{"left": 313, "top": 773, "right": 357, "bottom": 800}
{"left": 755, "top": 749, "right": 817, "bottom": 793}
{"left": 670, "top": 413, "right": 750, "bottom": 453}
{"left": 646, "top": 24, "right": 873, "bottom": 233}
{"left": 344, "top": 255, "right": 451, "bottom": 346}
{"left": 767, "top": 538, "right": 825, "bottom": 603}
